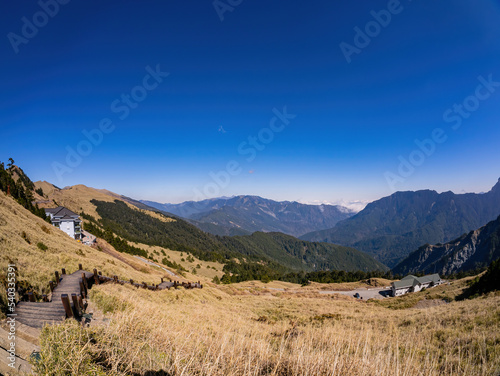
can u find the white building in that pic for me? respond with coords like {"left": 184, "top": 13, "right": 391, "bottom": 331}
{"left": 391, "top": 274, "right": 443, "bottom": 297}
{"left": 44, "top": 207, "right": 82, "bottom": 240}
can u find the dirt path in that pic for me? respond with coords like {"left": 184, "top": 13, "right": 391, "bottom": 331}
{"left": 94, "top": 238, "right": 144, "bottom": 271}
{"left": 134, "top": 256, "right": 179, "bottom": 278}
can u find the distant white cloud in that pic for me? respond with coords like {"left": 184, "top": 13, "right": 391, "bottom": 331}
{"left": 333, "top": 199, "right": 371, "bottom": 213}
{"left": 299, "top": 199, "right": 371, "bottom": 213}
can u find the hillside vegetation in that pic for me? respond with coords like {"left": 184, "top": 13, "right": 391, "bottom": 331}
{"left": 85, "top": 199, "right": 386, "bottom": 283}
{"left": 302, "top": 180, "right": 500, "bottom": 267}
{"left": 33, "top": 278, "right": 500, "bottom": 375}
{"left": 0, "top": 190, "right": 169, "bottom": 319}
{"left": 0, "top": 166, "right": 499, "bottom": 375}
{"left": 462, "top": 257, "right": 500, "bottom": 299}
{"left": 393, "top": 215, "right": 500, "bottom": 275}
{"left": 221, "top": 231, "right": 387, "bottom": 272}
{"left": 0, "top": 162, "right": 47, "bottom": 220}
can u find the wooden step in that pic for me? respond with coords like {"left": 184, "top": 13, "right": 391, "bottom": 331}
{"left": 17, "top": 301, "right": 60, "bottom": 308}
{"left": 1, "top": 322, "right": 40, "bottom": 346}
{"left": 16, "top": 307, "right": 66, "bottom": 315}
{"left": 16, "top": 303, "right": 65, "bottom": 311}
{"left": 0, "top": 346, "right": 32, "bottom": 375}
{"left": 17, "top": 319, "right": 60, "bottom": 329}
{"left": 16, "top": 309, "right": 66, "bottom": 318}
{"left": 16, "top": 312, "right": 66, "bottom": 323}
{"left": 0, "top": 326, "right": 40, "bottom": 360}
{"left": 16, "top": 304, "right": 65, "bottom": 313}
{"left": 53, "top": 285, "right": 82, "bottom": 291}
{"left": 16, "top": 308, "right": 66, "bottom": 318}
{"left": 52, "top": 291, "right": 80, "bottom": 296}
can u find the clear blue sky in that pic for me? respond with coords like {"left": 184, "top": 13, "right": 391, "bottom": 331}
{"left": 1, "top": 0, "right": 499, "bottom": 204}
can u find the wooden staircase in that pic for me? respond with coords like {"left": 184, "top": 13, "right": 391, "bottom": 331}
{"left": 1, "top": 264, "right": 203, "bottom": 374}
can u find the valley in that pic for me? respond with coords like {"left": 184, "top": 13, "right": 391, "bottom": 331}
{"left": 0, "top": 163, "right": 499, "bottom": 375}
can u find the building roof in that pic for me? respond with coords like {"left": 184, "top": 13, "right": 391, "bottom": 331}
{"left": 60, "top": 215, "right": 77, "bottom": 221}
{"left": 392, "top": 276, "right": 417, "bottom": 289}
{"left": 392, "top": 274, "right": 441, "bottom": 289}
{"left": 418, "top": 274, "right": 441, "bottom": 284}
{"left": 44, "top": 206, "right": 79, "bottom": 218}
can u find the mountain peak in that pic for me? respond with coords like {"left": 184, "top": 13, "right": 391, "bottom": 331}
{"left": 143, "top": 195, "right": 355, "bottom": 237}
{"left": 492, "top": 178, "right": 500, "bottom": 192}
{"left": 302, "top": 182, "right": 500, "bottom": 267}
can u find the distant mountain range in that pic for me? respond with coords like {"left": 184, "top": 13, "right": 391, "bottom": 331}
{"left": 89, "top": 198, "right": 386, "bottom": 274}
{"left": 34, "top": 171, "right": 500, "bottom": 276}
{"left": 31, "top": 178, "right": 385, "bottom": 277}
{"left": 301, "top": 178, "right": 500, "bottom": 268}
{"left": 393, "top": 215, "right": 500, "bottom": 275}
{"left": 141, "top": 196, "right": 355, "bottom": 237}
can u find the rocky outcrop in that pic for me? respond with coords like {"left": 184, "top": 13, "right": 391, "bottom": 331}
{"left": 393, "top": 215, "right": 500, "bottom": 275}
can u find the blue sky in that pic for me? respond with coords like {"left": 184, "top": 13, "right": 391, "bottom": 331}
{"left": 1, "top": 0, "right": 499, "bottom": 205}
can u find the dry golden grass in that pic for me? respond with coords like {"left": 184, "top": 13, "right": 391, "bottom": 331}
{"left": 0, "top": 191, "right": 165, "bottom": 315}
{"left": 3, "top": 189, "right": 500, "bottom": 375}
{"left": 233, "top": 280, "right": 301, "bottom": 290}
{"left": 34, "top": 181, "right": 176, "bottom": 224}
{"left": 33, "top": 282, "right": 500, "bottom": 376}
{"left": 33, "top": 182, "right": 118, "bottom": 220}
{"left": 129, "top": 241, "right": 225, "bottom": 282}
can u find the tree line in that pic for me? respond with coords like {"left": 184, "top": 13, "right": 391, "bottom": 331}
{"left": 0, "top": 159, "right": 48, "bottom": 221}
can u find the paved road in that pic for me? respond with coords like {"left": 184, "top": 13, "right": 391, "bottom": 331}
{"left": 319, "top": 287, "right": 391, "bottom": 300}
{"left": 264, "top": 286, "right": 392, "bottom": 300}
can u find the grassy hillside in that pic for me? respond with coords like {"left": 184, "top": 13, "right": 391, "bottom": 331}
{"left": 34, "top": 183, "right": 292, "bottom": 282}
{"left": 125, "top": 241, "right": 226, "bottom": 281}
{"left": 1, "top": 177, "right": 499, "bottom": 375}
{"left": 34, "top": 276, "right": 500, "bottom": 375}
{"left": 0, "top": 190, "right": 170, "bottom": 319}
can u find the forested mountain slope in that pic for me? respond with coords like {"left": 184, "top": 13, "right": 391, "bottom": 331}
{"left": 302, "top": 179, "right": 500, "bottom": 267}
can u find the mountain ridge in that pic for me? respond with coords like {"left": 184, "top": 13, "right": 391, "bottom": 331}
{"left": 142, "top": 195, "right": 355, "bottom": 237}
{"left": 88, "top": 198, "right": 387, "bottom": 275}
{"left": 32, "top": 180, "right": 385, "bottom": 279}
{"left": 301, "top": 178, "right": 500, "bottom": 267}
{"left": 392, "top": 215, "right": 500, "bottom": 275}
